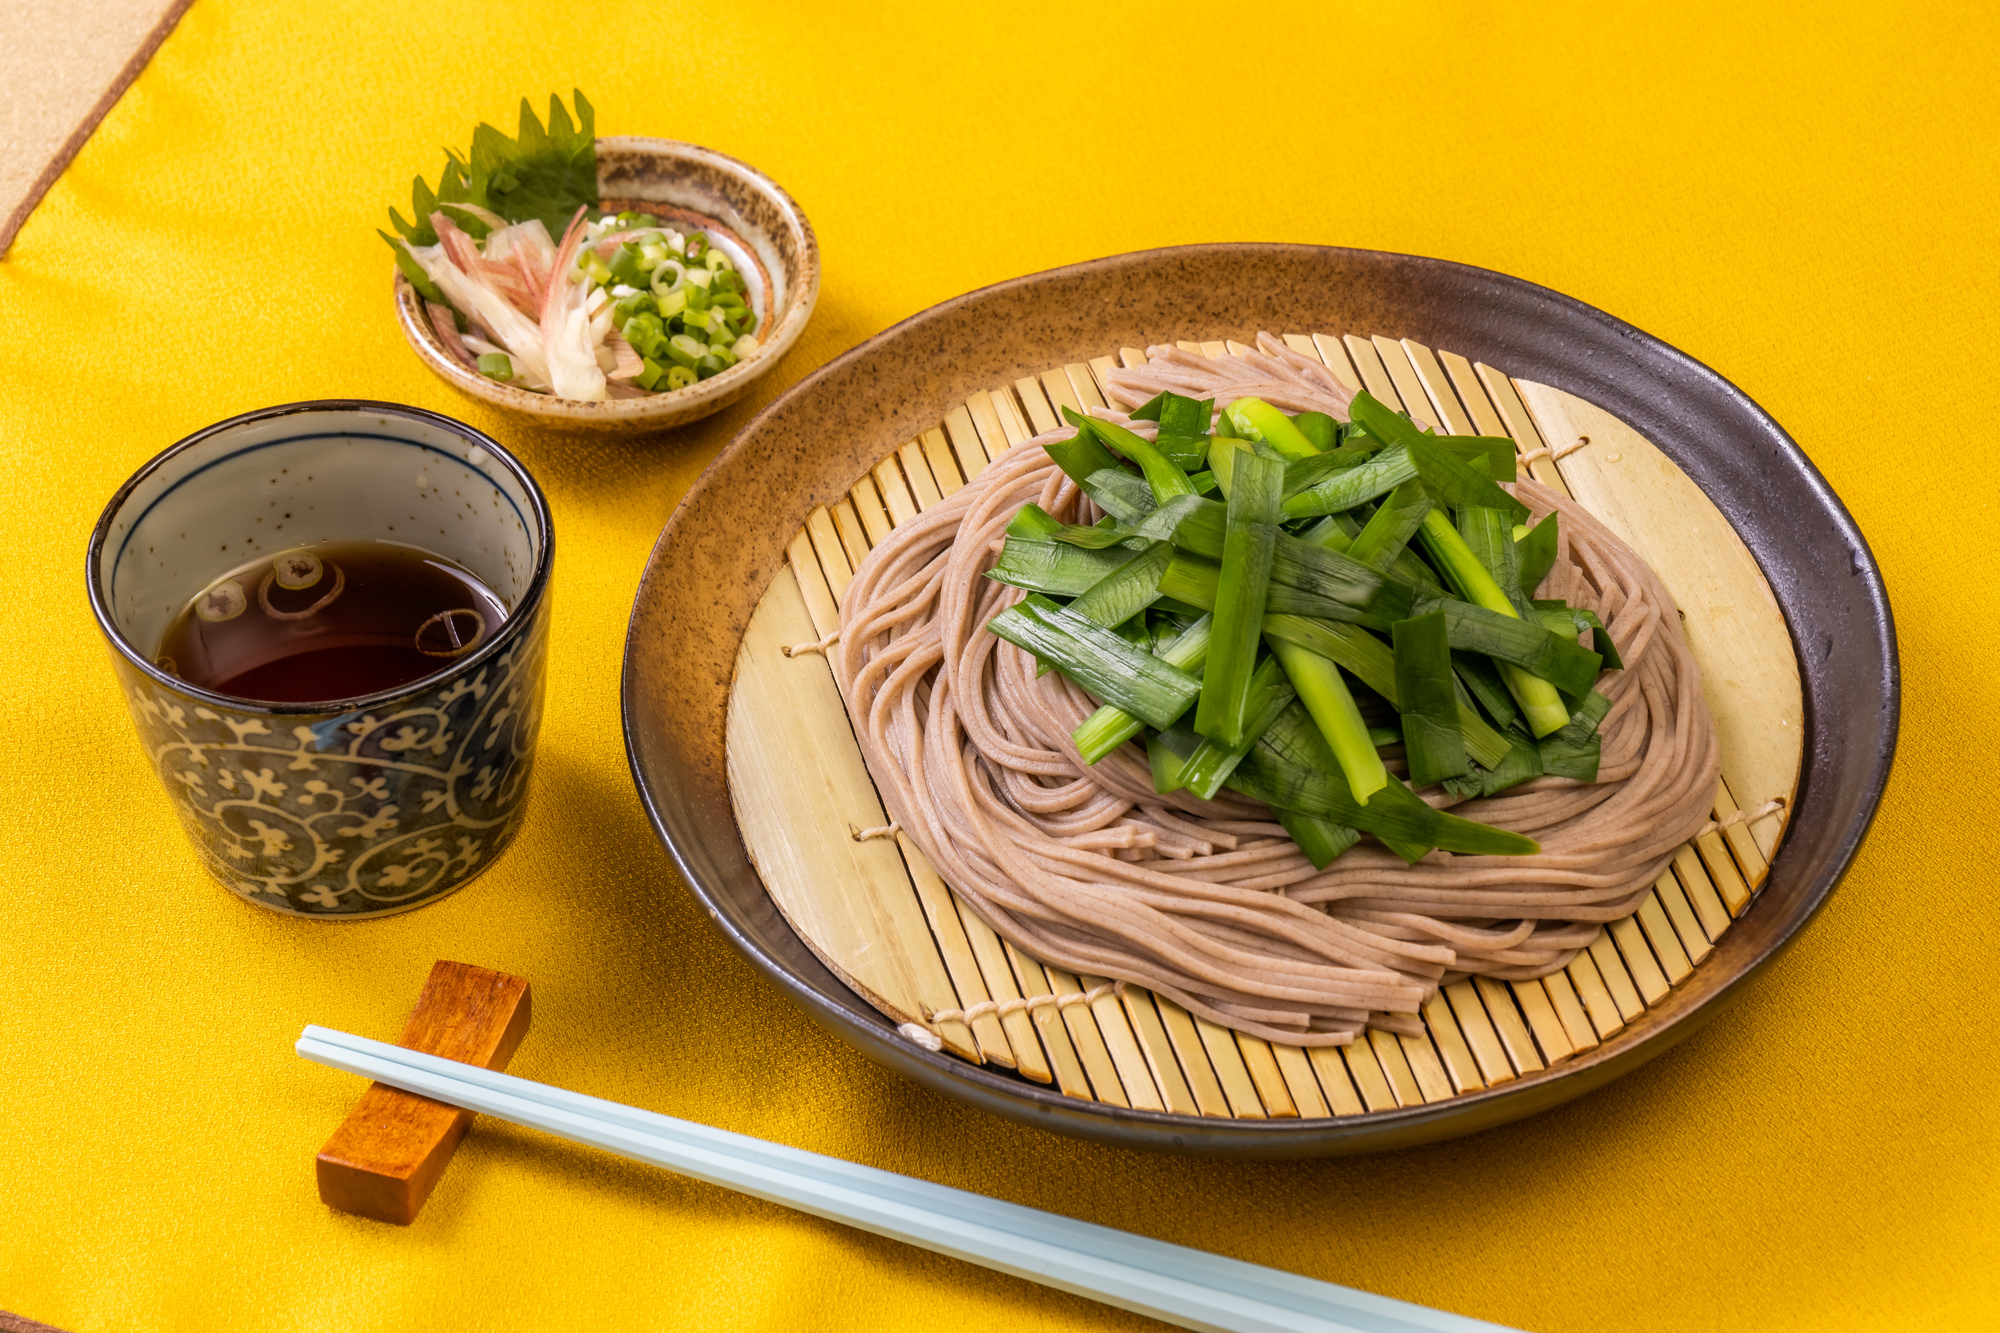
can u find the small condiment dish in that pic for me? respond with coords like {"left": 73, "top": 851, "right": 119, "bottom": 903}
{"left": 393, "top": 137, "right": 819, "bottom": 434}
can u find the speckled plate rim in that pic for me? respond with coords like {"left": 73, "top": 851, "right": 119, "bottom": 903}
{"left": 621, "top": 243, "right": 1899, "bottom": 1157}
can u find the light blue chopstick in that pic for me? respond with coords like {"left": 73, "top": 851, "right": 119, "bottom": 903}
{"left": 297, "top": 1026, "right": 1518, "bottom": 1333}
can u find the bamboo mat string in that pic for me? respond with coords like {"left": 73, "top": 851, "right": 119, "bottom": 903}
{"left": 1517, "top": 435, "right": 1597, "bottom": 466}
{"left": 1697, "top": 798, "right": 1786, "bottom": 839}
{"left": 900, "top": 981, "right": 1126, "bottom": 1050}
{"left": 783, "top": 629, "right": 842, "bottom": 657}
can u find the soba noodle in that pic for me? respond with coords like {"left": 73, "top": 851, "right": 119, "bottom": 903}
{"left": 832, "top": 334, "right": 1719, "bottom": 1046}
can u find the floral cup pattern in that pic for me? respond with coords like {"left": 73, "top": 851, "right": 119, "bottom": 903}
{"left": 112, "top": 610, "right": 546, "bottom": 916}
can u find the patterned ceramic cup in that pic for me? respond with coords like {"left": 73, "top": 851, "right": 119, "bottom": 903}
{"left": 86, "top": 401, "right": 553, "bottom": 918}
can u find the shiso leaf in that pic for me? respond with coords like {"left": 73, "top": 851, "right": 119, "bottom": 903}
{"left": 385, "top": 90, "right": 599, "bottom": 262}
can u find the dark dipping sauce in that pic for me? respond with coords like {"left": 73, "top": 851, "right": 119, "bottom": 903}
{"left": 155, "top": 541, "right": 509, "bottom": 704}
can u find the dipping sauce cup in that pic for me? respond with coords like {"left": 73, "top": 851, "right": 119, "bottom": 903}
{"left": 86, "top": 401, "right": 553, "bottom": 918}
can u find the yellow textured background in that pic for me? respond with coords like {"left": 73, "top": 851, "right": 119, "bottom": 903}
{"left": 2, "top": 1, "right": 1993, "bottom": 1329}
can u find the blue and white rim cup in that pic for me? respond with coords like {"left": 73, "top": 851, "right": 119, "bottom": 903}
{"left": 86, "top": 401, "right": 554, "bottom": 918}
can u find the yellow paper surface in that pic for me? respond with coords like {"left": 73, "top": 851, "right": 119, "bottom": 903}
{"left": 2, "top": 2, "right": 1996, "bottom": 1330}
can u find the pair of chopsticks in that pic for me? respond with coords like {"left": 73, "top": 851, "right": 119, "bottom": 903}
{"left": 297, "top": 1026, "right": 1515, "bottom": 1333}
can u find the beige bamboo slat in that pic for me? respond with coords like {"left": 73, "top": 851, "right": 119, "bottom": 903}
{"left": 946, "top": 898, "right": 1049, "bottom": 1083}
{"left": 1609, "top": 917, "right": 1672, "bottom": 1005}
{"left": 975, "top": 389, "right": 1025, "bottom": 453}
{"left": 1635, "top": 889, "right": 1694, "bottom": 985}
{"left": 1309, "top": 1046, "right": 1367, "bottom": 1116}
{"left": 1342, "top": 335, "right": 1399, "bottom": 406}
{"left": 1673, "top": 845, "right": 1733, "bottom": 940}
{"left": 1473, "top": 361, "right": 1567, "bottom": 494}
{"left": 1655, "top": 873, "right": 1713, "bottom": 966}
{"left": 784, "top": 533, "right": 840, "bottom": 636}
{"left": 1439, "top": 349, "right": 1507, "bottom": 438}
{"left": 1015, "top": 377, "right": 1059, "bottom": 434}
{"left": 1272, "top": 1043, "right": 1331, "bottom": 1118}
{"left": 1087, "top": 355, "right": 1118, "bottom": 405}
{"left": 1236, "top": 1037, "right": 1298, "bottom": 1118}
{"left": 1370, "top": 337, "right": 1440, "bottom": 431}
{"left": 1399, "top": 1033, "right": 1456, "bottom": 1103}
{"left": 1076, "top": 973, "right": 1168, "bottom": 1112}
{"left": 871, "top": 456, "right": 920, "bottom": 528}
{"left": 920, "top": 426, "right": 966, "bottom": 497}
{"left": 1422, "top": 994, "right": 1485, "bottom": 1094}
{"left": 1119, "top": 988, "right": 1200, "bottom": 1116}
{"left": 1342, "top": 1040, "right": 1398, "bottom": 1112}
{"left": 1176, "top": 341, "right": 1204, "bottom": 356}
{"left": 1697, "top": 823, "right": 1756, "bottom": 916}
{"left": 848, "top": 474, "right": 894, "bottom": 546}
{"left": 1445, "top": 981, "right": 1515, "bottom": 1086}
{"left": 1045, "top": 966, "right": 1132, "bottom": 1109}
{"left": 943, "top": 405, "right": 991, "bottom": 481}
{"left": 1003, "top": 939, "right": 1092, "bottom": 1099}
{"left": 1310, "top": 334, "right": 1364, "bottom": 392}
{"left": 898, "top": 833, "right": 1016, "bottom": 1067}
{"left": 897, "top": 439, "right": 944, "bottom": 509}
{"left": 1566, "top": 950, "right": 1624, "bottom": 1040}
{"left": 1474, "top": 978, "right": 1546, "bottom": 1075}
{"left": 726, "top": 570, "right": 978, "bottom": 1061}
{"left": 1664, "top": 830, "right": 1728, "bottom": 938}
{"left": 993, "top": 387, "right": 1033, "bottom": 445}
{"left": 1512, "top": 980, "right": 1574, "bottom": 1065}
{"left": 1513, "top": 380, "right": 1802, "bottom": 864}
{"left": 1368, "top": 1030, "right": 1424, "bottom": 1108}
{"left": 830, "top": 499, "right": 869, "bottom": 574}
{"left": 803, "top": 506, "right": 851, "bottom": 600}
{"left": 1399, "top": 339, "right": 1477, "bottom": 437}
{"left": 1154, "top": 996, "right": 1234, "bottom": 1118}
{"left": 1039, "top": 368, "right": 1083, "bottom": 421}
{"left": 961, "top": 394, "right": 1005, "bottom": 462}
{"left": 1065, "top": 362, "right": 1107, "bottom": 412}
{"left": 1194, "top": 1015, "right": 1268, "bottom": 1119}
{"left": 1646, "top": 850, "right": 1712, "bottom": 964}
{"left": 1119, "top": 347, "right": 1147, "bottom": 370}
{"left": 1198, "top": 340, "right": 1228, "bottom": 359}
{"left": 1709, "top": 777, "right": 1774, "bottom": 894}
{"left": 1588, "top": 931, "right": 1649, "bottom": 1021}
{"left": 1542, "top": 972, "right": 1600, "bottom": 1054}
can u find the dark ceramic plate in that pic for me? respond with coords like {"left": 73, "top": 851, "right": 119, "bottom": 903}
{"left": 621, "top": 244, "right": 1897, "bottom": 1157}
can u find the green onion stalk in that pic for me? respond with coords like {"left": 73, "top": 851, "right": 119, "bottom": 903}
{"left": 1417, "top": 511, "right": 1571, "bottom": 736}
{"left": 1268, "top": 638, "right": 1388, "bottom": 805}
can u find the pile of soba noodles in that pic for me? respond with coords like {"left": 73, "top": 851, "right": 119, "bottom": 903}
{"left": 833, "top": 334, "right": 1719, "bottom": 1046}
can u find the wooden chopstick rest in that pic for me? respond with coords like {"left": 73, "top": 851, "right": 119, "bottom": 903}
{"left": 315, "top": 960, "right": 531, "bottom": 1224}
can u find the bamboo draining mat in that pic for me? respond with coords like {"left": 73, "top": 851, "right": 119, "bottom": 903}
{"left": 724, "top": 332, "right": 1803, "bottom": 1119}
